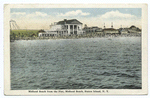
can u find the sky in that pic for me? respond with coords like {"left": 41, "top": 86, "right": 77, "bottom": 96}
{"left": 10, "top": 8, "right": 142, "bottom": 29}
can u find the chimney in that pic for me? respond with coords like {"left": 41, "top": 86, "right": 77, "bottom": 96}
{"left": 111, "top": 22, "right": 113, "bottom": 28}
{"left": 64, "top": 19, "right": 67, "bottom": 24}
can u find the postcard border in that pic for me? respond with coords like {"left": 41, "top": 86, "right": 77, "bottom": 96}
{"left": 4, "top": 4, "right": 148, "bottom": 95}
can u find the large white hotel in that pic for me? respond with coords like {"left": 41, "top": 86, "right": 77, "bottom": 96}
{"left": 39, "top": 19, "right": 84, "bottom": 37}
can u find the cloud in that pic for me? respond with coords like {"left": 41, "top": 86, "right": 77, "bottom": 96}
{"left": 99, "top": 10, "right": 137, "bottom": 20}
{"left": 10, "top": 11, "right": 51, "bottom": 29}
{"left": 11, "top": 11, "right": 48, "bottom": 19}
{"left": 11, "top": 12, "right": 26, "bottom": 15}
{"left": 80, "top": 10, "right": 141, "bottom": 29}
{"left": 10, "top": 10, "right": 141, "bottom": 29}
{"left": 26, "top": 11, "right": 48, "bottom": 17}
{"left": 57, "top": 10, "right": 90, "bottom": 17}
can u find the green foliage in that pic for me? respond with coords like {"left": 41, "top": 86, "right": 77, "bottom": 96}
{"left": 10, "top": 29, "right": 39, "bottom": 39}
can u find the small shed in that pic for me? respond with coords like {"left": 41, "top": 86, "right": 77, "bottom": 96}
{"left": 37, "top": 29, "right": 46, "bottom": 36}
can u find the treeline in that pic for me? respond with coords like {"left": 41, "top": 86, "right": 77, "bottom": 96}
{"left": 10, "top": 29, "right": 39, "bottom": 40}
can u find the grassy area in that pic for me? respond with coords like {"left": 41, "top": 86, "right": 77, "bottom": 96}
{"left": 10, "top": 29, "right": 39, "bottom": 40}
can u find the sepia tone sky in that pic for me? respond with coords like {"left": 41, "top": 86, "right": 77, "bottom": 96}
{"left": 10, "top": 8, "right": 141, "bottom": 30}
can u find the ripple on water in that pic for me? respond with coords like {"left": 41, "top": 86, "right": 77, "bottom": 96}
{"left": 10, "top": 37, "right": 141, "bottom": 89}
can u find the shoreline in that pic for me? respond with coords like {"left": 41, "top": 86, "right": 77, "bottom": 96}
{"left": 10, "top": 33, "right": 141, "bottom": 41}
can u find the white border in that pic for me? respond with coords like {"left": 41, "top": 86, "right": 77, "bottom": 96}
{"left": 3, "top": 3, "right": 148, "bottom": 96}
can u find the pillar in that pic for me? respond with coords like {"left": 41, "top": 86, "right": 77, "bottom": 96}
{"left": 77, "top": 25, "right": 78, "bottom": 34}
{"left": 73, "top": 25, "right": 74, "bottom": 34}
{"left": 68, "top": 25, "right": 70, "bottom": 35}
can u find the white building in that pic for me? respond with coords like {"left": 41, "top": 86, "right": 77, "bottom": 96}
{"left": 83, "top": 26, "right": 103, "bottom": 33}
{"left": 39, "top": 19, "right": 84, "bottom": 37}
{"left": 103, "top": 28, "right": 119, "bottom": 34}
{"left": 103, "top": 22, "right": 119, "bottom": 34}
{"left": 120, "top": 28, "right": 129, "bottom": 34}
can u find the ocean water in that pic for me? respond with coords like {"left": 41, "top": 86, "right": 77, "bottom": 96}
{"left": 10, "top": 37, "right": 141, "bottom": 90}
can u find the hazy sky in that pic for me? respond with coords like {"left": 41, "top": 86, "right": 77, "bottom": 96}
{"left": 10, "top": 8, "right": 141, "bottom": 29}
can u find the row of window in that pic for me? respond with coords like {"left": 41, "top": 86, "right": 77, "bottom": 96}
{"left": 70, "top": 31, "right": 77, "bottom": 34}
{"left": 57, "top": 31, "right": 68, "bottom": 33}
{"left": 40, "top": 32, "right": 79, "bottom": 36}
{"left": 41, "top": 34, "right": 56, "bottom": 36}
{"left": 86, "top": 30, "right": 97, "bottom": 32}
{"left": 64, "top": 25, "right": 79, "bottom": 29}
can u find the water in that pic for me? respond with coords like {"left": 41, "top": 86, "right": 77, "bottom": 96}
{"left": 10, "top": 37, "right": 141, "bottom": 90}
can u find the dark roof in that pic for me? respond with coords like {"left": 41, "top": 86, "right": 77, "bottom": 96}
{"left": 130, "top": 25, "right": 136, "bottom": 28}
{"left": 57, "top": 19, "right": 82, "bottom": 25}
{"left": 84, "top": 26, "right": 100, "bottom": 29}
{"left": 38, "top": 29, "right": 45, "bottom": 33}
{"left": 92, "top": 26, "right": 98, "bottom": 28}
{"left": 103, "top": 28, "right": 118, "bottom": 31}
{"left": 137, "top": 28, "right": 141, "bottom": 31}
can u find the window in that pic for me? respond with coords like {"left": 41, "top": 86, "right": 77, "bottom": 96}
{"left": 74, "top": 25, "right": 77, "bottom": 29}
{"left": 70, "top": 25, "right": 73, "bottom": 29}
{"left": 74, "top": 31, "right": 77, "bottom": 35}
{"left": 70, "top": 32, "right": 73, "bottom": 34}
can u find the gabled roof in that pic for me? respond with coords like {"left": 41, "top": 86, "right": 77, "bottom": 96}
{"left": 57, "top": 19, "right": 82, "bottom": 25}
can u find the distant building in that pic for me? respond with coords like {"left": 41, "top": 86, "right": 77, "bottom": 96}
{"left": 118, "top": 25, "right": 141, "bottom": 34}
{"left": 38, "top": 29, "right": 47, "bottom": 36}
{"left": 119, "top": 28, "right": 129, "bottom": 34}
{"left": 128, "top": 25, "right": 141, "bottom": 33}
{"left": 83, "top": 25, "right": 102, "bottom": 33}
{"left": 103, "top": 22, "right": 119, "bottom": 34}
{"left": 103, "top": 28, "right": 119, "bottom": 34}
{"left": 137, "top": 28, "right": 142, "bottom": 33}
{"left": 39, "top": 19, "right": 84, "bottom": 37}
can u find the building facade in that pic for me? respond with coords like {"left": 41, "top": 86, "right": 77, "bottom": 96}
{"left": 103, "top": 23, "right": 119, "bottom": 34}
{"left": 128, "top": 25, "right": 141, "bottom": 33}
{"left": 119, "top": 28, "right": 129, "bottom": 34}
{"left": 39, "top": 19, "right": 84, "bottom": 37}
{"left": 103, "top": 28, "right": 119, "bottom": 34}
{"left": 83, "top": 26, "right": 102, "bottom": 33}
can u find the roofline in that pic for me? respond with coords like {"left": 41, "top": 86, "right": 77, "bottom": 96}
{"left": 56, "top": 19, "right": 82, "bottom": 25}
